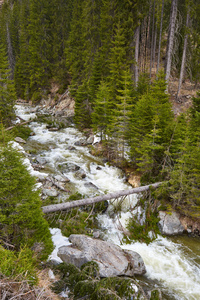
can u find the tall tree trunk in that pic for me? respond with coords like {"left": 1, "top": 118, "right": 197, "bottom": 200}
{"left": 6, "top": 23, "right": 15, "bottom": 79}
{"left": 165, "top": 0, "right": 178, "bottom": 91}
{"left": 176, "top": 11, "right": 189, "bottom": 100}
{"left": 140, "top": 17, "right": 147, "bottom": 72}
{"left": 157, "top": 0, "right": 164, "bottom": 75}
{"left": 152, "top": 21, "right": 157, "bottom": 69}
{"left": 150, "top": 0, "right": 156, "bottom": 79}
{"left": 134, "top": 25, "right": 140, "bottom": 86}
{"left": 145, "top": 3, "right": 152, "bottom": 71}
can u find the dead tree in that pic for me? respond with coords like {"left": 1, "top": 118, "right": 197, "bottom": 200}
{"left": 42, "top": 182, "right": 162, "bottom": 213}
{"left": 156, "top": 0, "right": 164, "bottom": 75}
{"left": 165, "top": 0, "right": 178, "bottom": 91}
{"left": 134, "top": 25, "right": 140, "bottom": 86}
{"left": 176, "top": 11, "right": 190, "bottom": 100}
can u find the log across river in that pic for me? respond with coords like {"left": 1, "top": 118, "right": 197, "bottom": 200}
{"left": 42, "top": 182, "right": 162, "bottom": 213}
{"left": 15, "top": 104, "right": 200, "bottom": 300}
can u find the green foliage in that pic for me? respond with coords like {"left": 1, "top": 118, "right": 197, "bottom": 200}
{"left": 74, "top": 82, "right": 92, "bottom": 129}
{"left": 59, "top": 208, "right": 96, "bottom": 237}
{"left": 0, "top": 43, "right": 16, "bottom": 126}
{"left": 91, "top": 80, "right": 112, "bottom": 139}
{"left": 0, "top": 246, "right": 37, "bottom": 284}
{"left": 0, "top": 145, "right": 53, "bottom": 259}
{"left": 156, "top": 92, "right": 200, "bottom": 214}
{"left": 10, "top": 125, "right": 32, "bottom": 140}
{"left": 126, "top": 196, "right": 160, "bottom": 244}
{"left": 52, "top": 261, "right": 143, "bottom": 300}
{"left": 129, "top": 73, "right": 174, "bottom": 182}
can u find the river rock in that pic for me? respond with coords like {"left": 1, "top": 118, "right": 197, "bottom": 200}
{"left": 32, "top": 163, "right": 45, "bottom": 171}
{"left": 43, "top": 188, "right": 58, "bottom": 197}
{"left": 36, "top": 156, "right": 47, "bottom": 165}
{"left": 86, "top": 135, "right": 94, "bottom": 144}
{"left": 58, "top": 234, "right": 146, "bottom": 277}
{"left": 54, "top": 174, "right": 70, "bottom": 182}
{"left": 58, "top": 162, "right": 80, "bottom": 173}
{"left": 75, "top": 169, "right": 86, "bottom": 179}
{"left": 15, "top": 137, "right": 26, "bottom": 144}
{"left": 74, "top": 138, "right": 87, "bottom": 146}
{"left": 84, "top": 182, "right": 98, "bottom": 190}
{"left": 68, "top": 146, "right": 76, "bottom": 151}
{"left": 158, "top": 211, "right": 185, "bottom": 235}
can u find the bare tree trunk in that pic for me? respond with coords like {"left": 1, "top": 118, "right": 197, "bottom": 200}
{"left": 42, "top": 182, "right": 162, "bottom": 213}
{"left": 152, "top": 21, "right": 157, "bottom": 69}
{"left": 134, "top": 25, "right": 140, "bottom": 86}
{"left": 157, "top": 0, "right": 164, "bottom": 75}
{"left": 6, "top": 23, "right": 15, "bottom": 79}
{"left": 145, "top": 3, "right": 152, "bottom": 71}
{"left": 150, "top": 0, "right": 156, "bottom": 79}
{"left": 176, "top": 11, "right": 189, "bottom": 100}
{"left": 165, "top": 0, "right": 178, "bottom": 91}
{"left": 140, "top": 18, "right": 147, "bottom": 73}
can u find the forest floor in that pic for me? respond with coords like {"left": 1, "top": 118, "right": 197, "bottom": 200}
{"left": 169, "top": 78, "right": 199, "bottom": 115}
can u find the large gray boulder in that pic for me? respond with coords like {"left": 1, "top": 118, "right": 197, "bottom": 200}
{"left": 57, "top": 234, "right": 146, "bottom": 277}
{"left": 158, "top": 211, "right": 185, "bottom": 235}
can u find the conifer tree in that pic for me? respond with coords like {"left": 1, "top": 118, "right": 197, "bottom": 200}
{"left": 74, "top": 82, "right": 92, "bottom": 129}
{"left": 91, "top": 80, "right": 111, "bottom": 140}
{"left": 28, "top": 0, "right": 53, "bottom": 100}
{"left": 112, "top": 69, "right": 134, "bottom": 160}
{"left": 65, "top": 0, "right": 84, "bottom": 97}
{"left": 129, "top": 73, "right": 174, "bottom": 180}
{"left": 14, "top": 0, "right": 31, "bottom": 99}
{"left": 0, "top": 43, "right": 16, "bottom": 126}
{"left": 108, "top": 23, "right": 127, "bottom": 102}
{"left": 0, "top": 144, "right": 53, "bottom": 258}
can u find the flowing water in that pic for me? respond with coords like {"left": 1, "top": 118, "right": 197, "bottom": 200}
{"left": 15, "top": 104, "right": 200, "bottom": 300}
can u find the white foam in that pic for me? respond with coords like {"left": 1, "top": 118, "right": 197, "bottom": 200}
{"left": 49, "top": 228, "right": 71, "bottom": 263}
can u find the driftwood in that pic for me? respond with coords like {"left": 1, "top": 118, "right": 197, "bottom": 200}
{"left": 46, "top": 177, "right": 70, "bottom": 193}
{"left": 57, "top": 89, "right": 69, "bottom": 103}
{"left": 42, "top": 182, "right": 162, "bottom": 214}
{"left": 5, "top": 120, "right": 33, "bottom": 131}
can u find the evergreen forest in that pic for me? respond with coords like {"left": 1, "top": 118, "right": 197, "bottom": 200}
{"left": 0, "top": 0, "right": 200, "bottom": 298}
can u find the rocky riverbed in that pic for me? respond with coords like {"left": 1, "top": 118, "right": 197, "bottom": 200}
{"left": 14, "top": 102, "right": 200, "bottom": 300}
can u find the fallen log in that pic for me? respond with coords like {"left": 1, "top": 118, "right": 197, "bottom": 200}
{"left": 42, "top": 182, "right": 162, "bottom": 214}
{"left": 5, "top": 120, "right": 33, "bottom": 131}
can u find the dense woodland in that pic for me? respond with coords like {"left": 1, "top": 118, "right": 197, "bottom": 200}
{"left": 0, "top": 0, "right": 199, "bottom": 211}
{"left": 0, "top": 0, "right": 200, "bottom": 297}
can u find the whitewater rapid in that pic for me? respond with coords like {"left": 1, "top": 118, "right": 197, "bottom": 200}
{"left": 15, "top": 104, "right": 200, "bottom": 300}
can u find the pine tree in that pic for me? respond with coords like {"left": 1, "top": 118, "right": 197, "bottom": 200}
{"left": 14, "top": 0, "right": 31, "bottom": 99}
{"left": 0, "top": 144, "right": 53, "bottom": 259}
{"left": 0, "top": 43, "right": 16, "bottom": 126}
{"left": 91, "top": 80, "right": 111, "bottom": 140}
{"left": 129, "top": 73, "right": 174, "bottom": 180}
{"left": 74, "top": 82, "right": 92, "bottom": 129}
{"left": 112, "top": 69, "right": 135, "bottom": 161}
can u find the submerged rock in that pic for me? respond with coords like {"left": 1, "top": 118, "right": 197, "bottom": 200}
{"left": 54, "top": 174, "right": 70, "bottom": 182}
{"left": 58, "top": 234, "right": 146, "bottom": 277}
{"left": 74, "top": 138, "right": 87, "bottom": 146}
{"left": 84, "top": 182, "right": 98, "bottom": 190}
{"left": 74, "top": 169, "right": 86, "bottom": 179}
{"left": 36, "top": 156, "right": 47, "bottom": 165}
{"left": 57, "top": 162, "right": 80, "bottom": 173}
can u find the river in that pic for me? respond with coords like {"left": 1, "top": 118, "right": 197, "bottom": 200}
{"left": 15, "top": 104, "right": 200, "bottom": 300}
